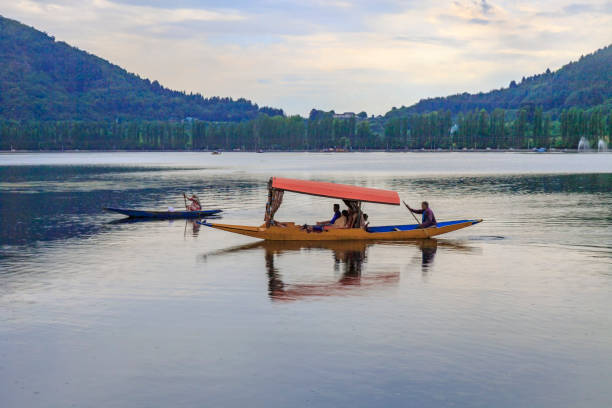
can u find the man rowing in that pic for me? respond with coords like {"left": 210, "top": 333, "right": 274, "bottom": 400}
{"left": 404, "top": 201, "right": 437, "bottom": 228}
{"left": 184, "top": 193, "right": 202, "bottom": 211}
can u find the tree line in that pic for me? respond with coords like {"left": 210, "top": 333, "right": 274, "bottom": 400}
{"left": 1, "top": 107, "right": 610, "bottom": 151}
{"left": 383, "top": 106, "right": 610, "bottom": 149}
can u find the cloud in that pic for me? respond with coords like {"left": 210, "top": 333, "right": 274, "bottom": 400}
{"left": 468, "top": 17, "right": 490, "bottom": 24}
{"left": 480, "top": 0, "right": 493, "bottom": 14}
{"left": 563, "top": 1, "right": 612, "bottom": 14}
{"left": 563, "top": 3, "right": 596, "bottom": 14}
{"left": 1, "top": 0, "right": 611, "bottom": 115}
{"left": 6, "top": 0, "right": 246, "bottom": 34}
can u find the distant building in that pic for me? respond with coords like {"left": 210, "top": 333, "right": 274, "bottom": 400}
{"left": 333, "top": 112, "right": 355, "bottom": 119}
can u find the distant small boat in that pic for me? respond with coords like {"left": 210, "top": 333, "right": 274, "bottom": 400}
{"left": 211, "top": 150, "right": 222, "bottom": 155}
{"left": 104, "top": 207, "right": 222, "bottom": 219}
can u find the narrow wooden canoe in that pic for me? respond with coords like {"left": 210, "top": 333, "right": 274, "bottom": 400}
{"left": 199, "top": 219, "right": 482, "bottom": 241}
{"left": 104, "top": 207, "right": 222, "bottom": 219}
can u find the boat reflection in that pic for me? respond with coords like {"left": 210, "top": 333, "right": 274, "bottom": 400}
{"left": 185, "top": 219, "right": 201, "bottom": 238}
{"left": 420, "top": 239, "right": 437, "bottom": 271}
{"left": 261, "top": 241, "right": 388, "bottom": 301}
{"left": 108, "top": 214, "right": 222, "bottom": 225}
{"left": 203, "top": 239, "right": 475, "bottom": 301}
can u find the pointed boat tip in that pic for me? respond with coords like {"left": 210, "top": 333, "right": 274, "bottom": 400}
{"left": 473, "top": 219, "right": 484, "bottom": 224}
{"left": 197, "top": 220, "right": 214, "bottom": 227}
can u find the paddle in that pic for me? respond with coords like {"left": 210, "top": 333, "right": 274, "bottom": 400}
{"left": 183, "top": 193, "right": 188, "bottom": 210}
{"left": 403, "top": 200, "right": 429, "bottom": 238}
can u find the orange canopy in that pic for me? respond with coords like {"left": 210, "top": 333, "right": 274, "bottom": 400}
{"left": 271, "top": 177, "right": 400, "bottom": 205}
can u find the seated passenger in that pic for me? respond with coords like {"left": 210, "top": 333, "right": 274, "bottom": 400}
{"left": 302, "top": 210, "right": 349, "bottom": 233}
{"left": 345, "top": 209, "right": 360, "bottom": 228}
{"left": 316, "top": 204, "right": 341, "bottom": 226}
{"left": 324, "top": 210, "right": 349, "bottom": 230}
{"left": 362, "top": 213, "right": 369, "bottom": 230}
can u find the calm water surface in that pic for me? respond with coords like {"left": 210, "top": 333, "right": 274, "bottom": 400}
{"left": 1, "top": 152, "right": 611, "bottom": 408}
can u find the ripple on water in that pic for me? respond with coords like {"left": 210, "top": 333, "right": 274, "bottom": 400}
{"left": 0, "top": 153, "right": 611, "bottom": 408}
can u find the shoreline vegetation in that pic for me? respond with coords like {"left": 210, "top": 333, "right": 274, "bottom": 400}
{"left": 1, "top": 148, "right": 606, "bottom": 154}
{"left": 1, "top": 106, "right": 610, "bottom": 151}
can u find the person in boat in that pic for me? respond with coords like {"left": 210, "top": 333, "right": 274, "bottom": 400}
{"left": 302, "top": 210, "right": 349, "bottom": 232}
{"left": 316, "top": 204, "right": 341, "bottom": 226}
{"left": 184, "top": 193, "right": 202, "bottom": 211}
{"left": 362, "top": 213, "right": 369, "bottom": 230}
{"left": 405, "top": 201, "right": 437, "bottom": 228}
{"left": 348, "top": 208, "right": 362, "bottom": 229}
{"left": 323, "top": 210, "right": 349, "bottom": 230}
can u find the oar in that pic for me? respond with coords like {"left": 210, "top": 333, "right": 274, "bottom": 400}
{"left": 183, "top": 193, "right": 188, "bottom": 210}
{"left": 403, "top": 200, "right": 429, "bottom": 238}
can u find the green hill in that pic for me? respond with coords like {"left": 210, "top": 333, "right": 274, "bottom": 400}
{"left": 386, "top": 44, "right": 612, "bottom": 118}
{"left": 0, "top": 15, "right": 283, "bottom": 121}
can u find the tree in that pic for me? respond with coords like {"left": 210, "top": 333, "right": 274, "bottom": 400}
{"left": 533, "top": 106, "right": 543, "bottom": 146}
{"left": 514, "top": 109, "right": 527, "bottom": 147}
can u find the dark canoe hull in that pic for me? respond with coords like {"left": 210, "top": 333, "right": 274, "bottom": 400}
{"left": 104, "top": 207, "right": 222, "bottom": 219}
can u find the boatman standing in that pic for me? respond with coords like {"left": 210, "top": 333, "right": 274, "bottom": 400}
{"left": 404, "top": 201, "right": 437, "bottom": 228}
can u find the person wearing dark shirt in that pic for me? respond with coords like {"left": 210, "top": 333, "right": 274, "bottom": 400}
{"left": 404, "top": 201, "right": 437, "bottom": 228}
{"left": 317, "top": 204, "right": 341, "bottom": 226}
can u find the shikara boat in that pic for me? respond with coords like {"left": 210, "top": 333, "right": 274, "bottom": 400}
{"left": 104, "top": 207, "right": 222, "bottom": 219}
{"left": 200, "top": 177, "right": 481, "bottom": 241}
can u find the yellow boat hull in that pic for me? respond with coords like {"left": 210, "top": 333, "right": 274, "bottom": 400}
{"left": 203, "top": 220, "right": 482, "bottom": 241}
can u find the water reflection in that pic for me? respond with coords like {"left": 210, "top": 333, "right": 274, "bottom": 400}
{"left": 419, "top": 239, "right": 437, "bottom": 272}
{"left": 203, "top": 239, "right": 477, "bottom": 301}
{"left": 264, "top": 241, "right": 380, "bottom": 301}
{"left": 390, "top": 173, "right": 612, "bottom": 195}
{"left": 204, "top": 240, "right": 396, "bottom": 301}
{"left": 186, "top": 219, "right": 201, "bottom": 238}
{"left": 106, "top": 216, "right": 219, "bottom": 234}
{"left": 0, "top": 165, "right": 259, "bottom": 248}
{"left": 2, "top": 155, "right": 610, "bottom": 408}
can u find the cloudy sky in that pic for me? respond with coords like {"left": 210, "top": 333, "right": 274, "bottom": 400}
{"left": 2, "top": 0, "right": 611, "bottom": 115}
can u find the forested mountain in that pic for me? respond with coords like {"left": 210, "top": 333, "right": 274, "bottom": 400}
{"left": 386, "top": 45, "right": 612, "bottom": 118}
{"left": 0, "top": 15, "right": 283, "bottom": 121}
{"left": 0, "top": 14, "right": 610, "bottom": 151}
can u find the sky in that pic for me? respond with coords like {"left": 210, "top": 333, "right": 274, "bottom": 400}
{"left": 1, "top": 0, "right": 611, "bottom": 115}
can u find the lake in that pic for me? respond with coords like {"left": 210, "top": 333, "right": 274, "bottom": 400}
{"left": 1, "top": 152, "right": 611, "bottom": 408}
